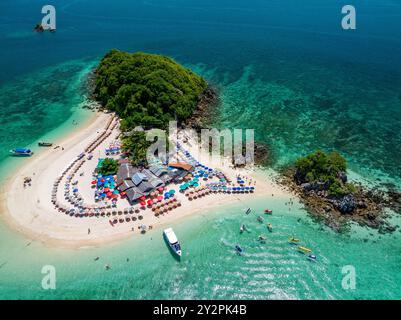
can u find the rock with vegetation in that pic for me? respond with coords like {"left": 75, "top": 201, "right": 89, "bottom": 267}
{"left": 281, "top": 150, "right": 397, "bottom": 232}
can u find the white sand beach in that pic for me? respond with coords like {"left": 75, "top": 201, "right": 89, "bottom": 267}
{"left": 1, "top": 111, "right": 290, "bottom": 249}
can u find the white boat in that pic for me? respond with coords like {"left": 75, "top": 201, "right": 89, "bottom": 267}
{"left": 163, "top": 228, "right": 182, "bottom": 257}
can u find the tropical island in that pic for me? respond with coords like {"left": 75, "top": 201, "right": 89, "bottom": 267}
{"left": 5, "top": 49, "right": 282, "bottom": 248}
{"left": 282, "top": 150, "right": 399, "bottom": 233}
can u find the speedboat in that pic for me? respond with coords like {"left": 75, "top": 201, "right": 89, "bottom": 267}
{"left": 258, "top": 235, "right": 267, "bottom": 243}
{"left": 264, "top": 209, "right": 273, "bottom": 214}
{"left": 38, "top": 142, "right": 53, "bottom": 147}
{"left": 307, "top": 254, "right": 317, "bottom": 262}
{"left": 289, "top": 237, "right": 300, "bottom": 244}
{"left": 245, "top": 208, "right": 251, "bottom": 215}
{"left": 9, "top": 148, "right": 33, "bottom": 157}
{"left": 257, "top": 216, "right": 264, "bottom": 223}
{"left": 240, "top": 224, "right": 247, "bottom": 234}
{"left": 298, "top": 246, "right": 312, "bottom": 254}
{"left": 267, "top": 223, "right": 273, "bottom": 232}
{"left": 235, "top": 244, "right": 243, "bottom": 255}
{"left": 163, "top": 228, "right": 182, "bottom": 257}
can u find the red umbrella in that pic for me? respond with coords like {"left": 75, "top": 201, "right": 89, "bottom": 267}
{"left": 140, "top": 201, "right": 146, "bottom": 207}
{"left": 120, "top": 191, "right": 126, "bottom": 196}
{"left": 112, "top": 194, "right": 118, "bottom": 199}
{"left": 147, "top": 199, "right": 153, "bottom": 206}
{"left": 157, "top": 195, "right": 163, "bottom": 202}
{"left": 101, "top": 178, "right": 105, "bottom": 183}
{"left": 107, "top": 192, "right": 112, "bottom": 197}
{"left": 139, "top": 195, "right": 146, "bottom": 201}
{"left": 91, "top": 181, "right": 96, "bottom": 185}
{"left": 158, "top": 187, "right": 164, "bottom": 193}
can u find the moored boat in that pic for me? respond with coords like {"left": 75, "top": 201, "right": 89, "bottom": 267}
{"left": 163, "top": 228, "right": 182, "bottom": 257}
{"left": 257, "top": 216, "right": 264, "bottom": 223}
{"left": 258, "top": 235, "right": 267, "bottom": 243}
{"left": 38, "top": 142, "right": 53, "bottom": 147}
{"left": 298, "top": 246, "right": 312, "bottom": 254}
{"left": 264, "top": 209, "right": 273, "bottom": 214}
{"left": 307, "top": 254, "right": 317, "bottom": 262}
{"left": 9, "top": 148, "right": 33, "bottom": 157}
{"left": 267, "top": 223, "right": 273, "bottom": 232}
{"left": 235, "top": 244, "right": 243, "bottom": 255}
{"left": 289, "top": 236, "right": 300, "bottom": 244}
{"left": 245, "top": 208, "right": 251, "bottom": 215}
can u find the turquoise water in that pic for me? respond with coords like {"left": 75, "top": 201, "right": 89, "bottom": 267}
{"left": 1, "top": 0, "right": 401, "bottom": 299}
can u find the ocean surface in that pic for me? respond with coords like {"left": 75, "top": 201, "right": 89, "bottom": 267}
{"left": 1, "top": 0, "right": 401, "bottom": 299}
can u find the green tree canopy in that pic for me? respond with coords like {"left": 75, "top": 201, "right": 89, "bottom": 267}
{"left": 121, "top": 131, "right": 153, "bottom": 167}
{"left": 295, "top": 150, "right": 353, "bottom": 197}
{"left": 94, "top": 50, "right": 208, "bottom": 130}
{"left": 98, "top": 158, "right": 119, "bottom": 176}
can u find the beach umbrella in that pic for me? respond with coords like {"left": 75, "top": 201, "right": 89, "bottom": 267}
{"left": 158, "top": 187, "right": 164, "bottom": 193}
{"left": 169, "top": 189, "right": 175, "bottom": 194}
{"left": 91, "top": 180, "right": 97, "bottom": 185}
{"left": 157, "top": 195, "right": 163, "bottom": 202}
{"left": 106, "top": 192, "right": 112, "bottom": 197}
{"left": 147, "top": 199, "right": 153, "bottom": 206}
{"left": 139, "top": 195, "right": 146, "bottom": 201}
{"left": 113, "top": 190, "right": 119, "bottom": 194}
{"left": 104, "top": 187, "right": 110, "bottom": 192}
{"left": 140, "top": 201, "right": 146, "bottom": 207}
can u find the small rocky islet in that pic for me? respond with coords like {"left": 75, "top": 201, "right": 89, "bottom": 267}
{"left": 279, "top": 150, "right": 401, "bottom": 233}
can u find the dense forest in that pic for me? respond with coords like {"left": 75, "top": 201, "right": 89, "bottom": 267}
{"left": 94, "top": 49, "right": 208, "bottom": 131}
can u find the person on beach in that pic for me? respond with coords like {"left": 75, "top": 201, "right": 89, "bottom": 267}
{"left": 88, "top": 228, "right": 91, "bottom": 235}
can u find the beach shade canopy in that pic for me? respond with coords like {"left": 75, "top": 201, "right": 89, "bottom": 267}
{"left": 147, "top": 199, "right": 154, "bottom": 206}
{"left": 140, "top": 201, "right": 146, "bottom": 207}
{"left": 158, "top": 187, "right": 164, "bottom": 192}
{"left": 104, "top": 187, "right": 110, "bottom": 192}
{"left": 91, "top": 180, "right": 96, "bottom": 185}
{"left": 113, "top": 190, "right": 119, "bottom": 195}
{"left": 139, "top": 195, "right": 146, "bottom": 201}
{"left": 169, "top": 189, "right": 175, "bottom": 194}
{"left": 120, "top": 191, "right": 126, "bottom": 196}
{"left": 106, "top": 192, "right": 112, "bottom": 197}
{"left": 157, "top": 195, "right": 163, "bottom": 202}
{"left": 73, "top": 188, "right": 78, "bottom": 193}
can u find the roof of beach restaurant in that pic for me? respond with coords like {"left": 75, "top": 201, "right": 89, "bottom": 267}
{"left": 124, "top": 187, "right": 144, "bottom": 202}
{"left": 168, "top": 162, "right": 194, "bottom": 171}
{"left": 116, "top": 163, "right": 139, "bottom": 185}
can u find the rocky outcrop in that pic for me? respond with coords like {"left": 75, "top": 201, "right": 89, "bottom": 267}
{"left": 328, "top": 194, "right": 357, "bottom": 214}
{"left": 183, "top": 87, "right": 219, "bottom": 130}
{"left": 280, "top": 167, "right": 399, "bottom": 233}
